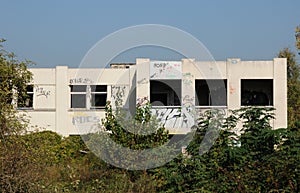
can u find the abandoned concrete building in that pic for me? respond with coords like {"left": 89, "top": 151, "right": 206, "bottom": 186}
{"left": 20, "top": 58, "right": 287, "bottom": 136}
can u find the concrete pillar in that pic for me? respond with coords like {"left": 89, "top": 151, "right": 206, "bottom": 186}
{"left": 55, "top": 66, "right": 69, "bottom": 136}
{"left": 136, "top": 58, "right": 150, "bottom": 104}
{"left": 273, "top": 58, "right": 287, "bottom": 128}
{"left": 128, "top": 65, "right": 137, "bottom": 109}
{"left": 227, "top": 58, "right": 241, "bottom": 110}
{"left": 181, "top": 59, "right": 196, "bottom": 108}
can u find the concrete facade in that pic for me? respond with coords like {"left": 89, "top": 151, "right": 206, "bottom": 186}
{"left": 23, "top": 58, "right": 287, "bottom": 136}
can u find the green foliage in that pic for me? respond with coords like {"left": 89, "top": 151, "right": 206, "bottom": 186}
{"left": 1, "top": 33, "right": 300, "bottom": 192}
{"left": 6, "top": 131, "right": 156, "bottom": 193}
{"left": 2, "top": 106, "right": 292, "bottom": 193}
{"left": 296, "top": 26, "right": 300, "bottom": 54}
{"left": 85, "top": 100, "right": 172, "bottom": 170}
{"left": 153, "top": 107, "right": 298, "bottom": 193}
{"left": 277, "top": 47, "right": 300, "bottom": 127}
{"left": 102, "top": 101, "right": 169, "bottom": 149}
{"left": 1, "top": 105, "right": 299, "bottom": 192}
{"left": 236, "top": 107, "right": 283, "bottom": 159}
{"left": 0, "top": 39, "right": 33, "bottom": 138}
{"left": 0, "top": 39, "right": 40, "bottom": 192}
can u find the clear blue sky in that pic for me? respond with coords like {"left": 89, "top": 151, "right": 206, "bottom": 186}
{"left": 1, "top": 0, "right": 300, "bottom": 67}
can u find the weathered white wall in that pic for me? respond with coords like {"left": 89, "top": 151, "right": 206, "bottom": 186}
{"left": 67, "top": 111, "right": 106, "bottom": 135}
{"left": 23, "top": 58, "right": 287, "bottom": 136}
{"left": 26, "top": 66, "right": 132, "bottom": 136}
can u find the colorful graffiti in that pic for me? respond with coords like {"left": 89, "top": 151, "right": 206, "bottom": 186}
{"left": 182, "top": 72, "right": 194, "bottom": 79}
{"left": 71, "top": 112, "right": 101, "bottom": 133}
{"left": 150, "top": 61, "right": 182, "bottom": 79}
{"left": 229, "top": 83, "right": 235, "bottom": 94}
{"left": 182, "top": 72, "right": 194, "bottom": 86}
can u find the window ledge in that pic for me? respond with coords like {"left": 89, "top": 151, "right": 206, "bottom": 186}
{"left": 240, "top": 105, "right": 274, "bottom": 108}
{"left": 17, "top": 107, "right": 34, "bottom": 111}
{"left": 68, "top": 108, "right": 105, "bottom": 111}
{"left": 195, "top": 106, "right": 227, "bottom": 109}
{"left": 30, "top": 108, "right": 55, "bottom": 112}
{"left": 151, "top": 106, "right": 182, "bottom": 109}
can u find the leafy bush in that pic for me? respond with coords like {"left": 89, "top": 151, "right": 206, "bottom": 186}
{"left": 153, "top": 107, "right": 298, "bottom": 193}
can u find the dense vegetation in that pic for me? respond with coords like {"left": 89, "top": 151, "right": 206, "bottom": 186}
{"left": 1, "top": 27, "right": 300, "bottom": 192}
{"left": 1, "top": 105, "right": 299, "bottom": 192}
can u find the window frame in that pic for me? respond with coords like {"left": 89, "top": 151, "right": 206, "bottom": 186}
{"left": 150, "top": 79, "right": 182, "bottom": 107}
{"left": 70, "top": 85, "right": 87, "bottom": 109}
{"left": 17, "top": 85, "right": 34, "bottom": 109}
{"left": 240, "top": 79, "right": 273, "bottom": 107}
{"left": 70, "top": 85, "right": 108, "bottom": 110}
{"left": 195, "top": 79, "right": 227, "bottom": 107}
{"left": 90, "top": 85, "right": 107, "bottom": 109}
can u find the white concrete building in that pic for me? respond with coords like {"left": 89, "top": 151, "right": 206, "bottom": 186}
{"left": 21, "top": 58, "right": 287, "bottom": 136}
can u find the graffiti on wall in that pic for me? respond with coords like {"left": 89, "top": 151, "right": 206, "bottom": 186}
{"left": 182, "top": 72, "right": 195, "bottom": 107}
{"left": 137, "top": 78, "right": 149, "bottom": 84}
{"left": 150, "top": 61, "right": 182, "bottom": 79}
{"left": 182, "top": 72, "right": 194, "bottom": 86}
{"left": 111, "top": 86, "right": 127, "bottom": 106}
{"left": 182, "top": 72, "right": 194, "bottom": 79}
{"left": 183, "top": 79, "right": 192, "bottom": 86}
{"left": 229, "top": 83, "right": 235, "bottom": 94}
{"left": 69, "top": 78, "right": 93, "bottom": 84}
{"left": 35, "top": 86, "right": 51, "bottom": 98}
{"left": 151, "top": 107, "right": 195, "bottom": 129}
{"left": 71, "top": 112, "right": 101, "bottom": 133}
{"left": 72, "top": 115, "right": 100, "bottom": 125}
{"left": 182, "top": 95, "right": 194, "bottom": 108}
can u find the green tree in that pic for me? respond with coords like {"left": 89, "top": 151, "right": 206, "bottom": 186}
{"left": 277, "top": 47, "right": 300, "bottom": 127}
{"left": 296, "top": 26, "right": 300, "bottom": 54}
{"left": 0, "top": 39, "right": 33, "bottom": 137}
{"left": 153, "top": 107, "right": 291, "bottom": 192}
{"left": 0, "top": 39, "right": 43, "bottom": 192}
{"left": 85, "top": 99, "right": 172, "bottom": 171}
{"left": 102, "top": 101, "right": 169, "bottom": 150}
{"left": 236, "top": 107, "right": 284, "bottom": 158}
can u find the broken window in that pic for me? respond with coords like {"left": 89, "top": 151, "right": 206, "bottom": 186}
{"left": 241, "top": 79, "right": 273, "bottom": 106}
{"left": 90, "top": 85, "right": 107, "bottom": 108}
{"left": 150, "top": 80, "right": 181, "bottom": 106}
{"left": 195, "top": 79, "right": 227, "bottom": 106}
{"left": 18, "top": 85, "right": 34, "bottom": 108}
